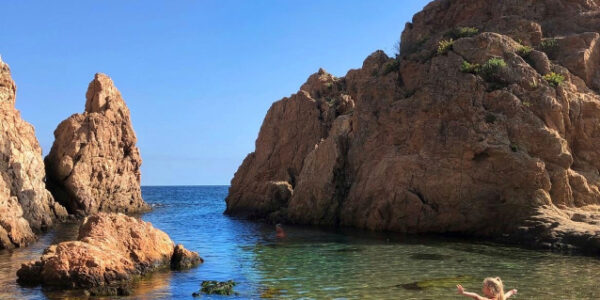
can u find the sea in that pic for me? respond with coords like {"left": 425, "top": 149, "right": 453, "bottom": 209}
{"left": 1, "top": 186, "right": 599, "bottom": 299}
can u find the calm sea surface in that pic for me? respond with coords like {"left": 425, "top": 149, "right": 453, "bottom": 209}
{"left": 1, "top": 186, "right": 599, "bottom": 299}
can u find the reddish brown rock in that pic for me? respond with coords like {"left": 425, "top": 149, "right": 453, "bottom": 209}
{"left": 17, "top": 213, "right": 201, "bottom": 295}
{"left": 0, "top": 58, "right": 67, "bottom": 249}
{"left": 227, "top": 0, "right": 600, "bottom": 254}
{"left": 171, "top": 244, "right": 203, "bottom": 270}
{"left": 45, "top": 73, "right": 148, "bottom": 216}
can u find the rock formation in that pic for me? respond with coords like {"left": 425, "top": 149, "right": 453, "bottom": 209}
{"left": 17, "top": 213, "right": 201, "bottom": 296}
{"left": 0, "top": 58, "right": 68, "bottom": 249}
{"left": 45, "top": 73, "right": 148, "bottom": 216}
{"left": 227, "top": 0, "right": 600, "bottom": 254}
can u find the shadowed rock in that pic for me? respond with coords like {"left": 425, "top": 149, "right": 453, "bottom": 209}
{"left": 0, "top": 57, "right": 67, "bottom": 249}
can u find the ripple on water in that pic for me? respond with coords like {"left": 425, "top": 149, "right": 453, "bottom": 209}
{"left": 0, "top": 186, "right": 599, "bottom": 299}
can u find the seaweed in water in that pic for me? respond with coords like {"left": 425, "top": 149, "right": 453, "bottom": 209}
{"left": 192, "top": 280, "right": 237, "bottom": 296}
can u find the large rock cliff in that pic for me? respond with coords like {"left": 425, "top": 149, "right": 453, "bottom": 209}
{"left": 0, "top": 58, "right": 67, "bottom": 249}
{"left": 227, "top": 0, "right": 600, "bottom": 253}
{"left": 45, "top": 73, "right": 148, "bottom": 216}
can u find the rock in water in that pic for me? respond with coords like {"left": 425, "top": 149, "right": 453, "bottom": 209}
{"left": 17, "top": 213, "right": 202, "bottom": 295}
{"left": 0, "top": 58, "right": 68, "bottom": 249}
{"left": 226, "top": 0, "right": 600, "bottom": 254}
{"left": 171, "top": 243, "right": 204, "bottom": 270}
{"left": 45, "top": 73, "right": 148, "bottom": 216}
{"left": 194, "top": 280, "right": 237, "bottom": 296}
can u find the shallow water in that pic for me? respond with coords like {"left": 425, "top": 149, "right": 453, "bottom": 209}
{"left": 1, "top": 186, "right": 599, "bottom": 299}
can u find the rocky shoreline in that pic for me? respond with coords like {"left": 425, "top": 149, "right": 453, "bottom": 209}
{"left": 16, "top": 213, "right": 201, "bottom": 296}
{"left": 226, "top": 0, "right": 600, "bottom": 255}
{"left": 2, "top": 0, "right": 600, "bottom": 297}
{"left": 0, "top": 57, "right": 149, "bottom": 250}
{"left": 0, "top": 56, "right": 187, "bottom": 295}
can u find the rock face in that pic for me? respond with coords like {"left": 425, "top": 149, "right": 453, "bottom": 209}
{"left": 227, "top": 0, "right": 600, "bottom": 254}
{"left": 45, "top": 73, "right": 148, "bottom": 216}
{"left": 0, "top": 58, "right": 68, "bottom": 249}
{"left": 171, "top": 244, "right": 204, "bottom": 270}
{"left": 17, "top": 213, "right": 201, "bottom": 295}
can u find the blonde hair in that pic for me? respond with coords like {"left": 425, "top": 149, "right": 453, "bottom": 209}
{"left": 483, "top": 277, "right": 505, "bottom": 300}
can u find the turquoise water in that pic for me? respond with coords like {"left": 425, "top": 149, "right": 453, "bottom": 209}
{"left": 1, "top": 186, "right": 599, "bottom": 299}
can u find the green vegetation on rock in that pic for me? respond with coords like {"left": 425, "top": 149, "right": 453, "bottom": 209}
{"left": 437, "top": 39, "right": 454, "bottom": 55}
{"left": 517, "top": 45, "right": 533, "bottom": 57}
{"left": 460, "top": 61, "right": 480, "bottom": 74}
{"left": 540, "top": 38, "right": 558, "bottom": 51}
{"left": 543, "top": 72, "right": 565, "bottom": 87}
{"left": 460, "top": 58, "right": 506, "bottom": 81}
{"left": 480, "top": 58, "right": 507, "bottom": 77}
{"left": 382, "top": 59, "right": 401, "bottom": 75}
{"left": 453, "top": 27, "right": 479, "bottom": 38}
{"left": 193, "top": 280, "right": 237, "bottom": 296}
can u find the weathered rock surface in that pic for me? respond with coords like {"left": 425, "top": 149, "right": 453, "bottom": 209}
{"left": 227, "top": 0, "right": 600, "bottom": 254}
{"left": 17, "top": 213, "right": 201, "bottom": 295}
{"left": 0, "top": 58, "right": 67, "bottom": 249}
{"left": 45, "top": 73, "right": 148, "bottom": 216}
{"left": 171, "top": 244, "right": 203, "bottom": 270}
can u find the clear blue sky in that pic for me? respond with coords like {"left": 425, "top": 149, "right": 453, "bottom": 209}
{"left": 0, "top": 1, "right": 430, "bottom": 185}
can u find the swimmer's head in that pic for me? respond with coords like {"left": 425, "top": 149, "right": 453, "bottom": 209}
{"left": 482, "top": 277, "right": 504, "bottom": 300}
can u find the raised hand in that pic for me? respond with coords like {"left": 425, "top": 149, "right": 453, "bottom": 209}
{"left": 457, "top": 284, "right": 465, "bottom": 294}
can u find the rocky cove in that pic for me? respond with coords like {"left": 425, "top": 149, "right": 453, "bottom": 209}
{"left": 226, "top": 0, "right": 600, "bottom": 254}
{"left": 1, "top": 0, "right": 600, "bottom": 298}
{"left": 0, "top": 186, "right": 599, "bottom": 299}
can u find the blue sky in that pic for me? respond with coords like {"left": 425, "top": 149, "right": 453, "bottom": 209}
{"left": 0, "top": 1, "right": 430, "bottom": 185}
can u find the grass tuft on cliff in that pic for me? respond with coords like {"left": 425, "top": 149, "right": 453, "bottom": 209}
{"left": 437, "top": 39, "right": 454, "bottom": 55}
{"left": 540, "top": 38, "right": 558, "bottom": 51}
{"left": 382, "top": 59, "right": 401, "bottom": 75}
{"left": 517, "top": 45, "right": 533, "bottom": 57}
{"left": 460, "top": 61, "right": 480, "bottom": 74}
{"left": 480, "top": 57, "right": 507, "bottom": 79}
{"left": 453, "top": 27, "right": 479, "bottom": 38}
{"left": 461, "top": 58, "right": 507, "bottom": 83}
{"left": 543, "top": 72, "right": 565, "bottom": 87}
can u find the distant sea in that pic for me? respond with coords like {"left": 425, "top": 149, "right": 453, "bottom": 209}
{"left": 1, "top": 186, "right": 599, "bottom": 299}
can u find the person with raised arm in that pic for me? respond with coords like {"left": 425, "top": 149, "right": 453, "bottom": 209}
{"left": 457, "top": 277, "right": 517, "bottom": 300}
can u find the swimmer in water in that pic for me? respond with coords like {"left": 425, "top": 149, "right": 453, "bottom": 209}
{"left": 275, "top": 223, "right": 286, "bottom": 238}
{"left": 457, "top": 277, "right": 517, "bottom": 300}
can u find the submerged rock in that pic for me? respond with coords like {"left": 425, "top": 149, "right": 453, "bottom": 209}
{"left": 226, "top": 0, "right": 600, "bottom": 254}
{"left": 193, "top": 280, "right": 237, "bottom": 296}
{"left": 260, "top": 286, "right": 283, "bottom": 298}
{"left": 0, "top": 57, "right": 68, "bottom": 249}
{"left": 45, "top": 73, "right": 148, "bottom": 216}
{"left": 17, "top": 213, "right": 202, "bottom": 295}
